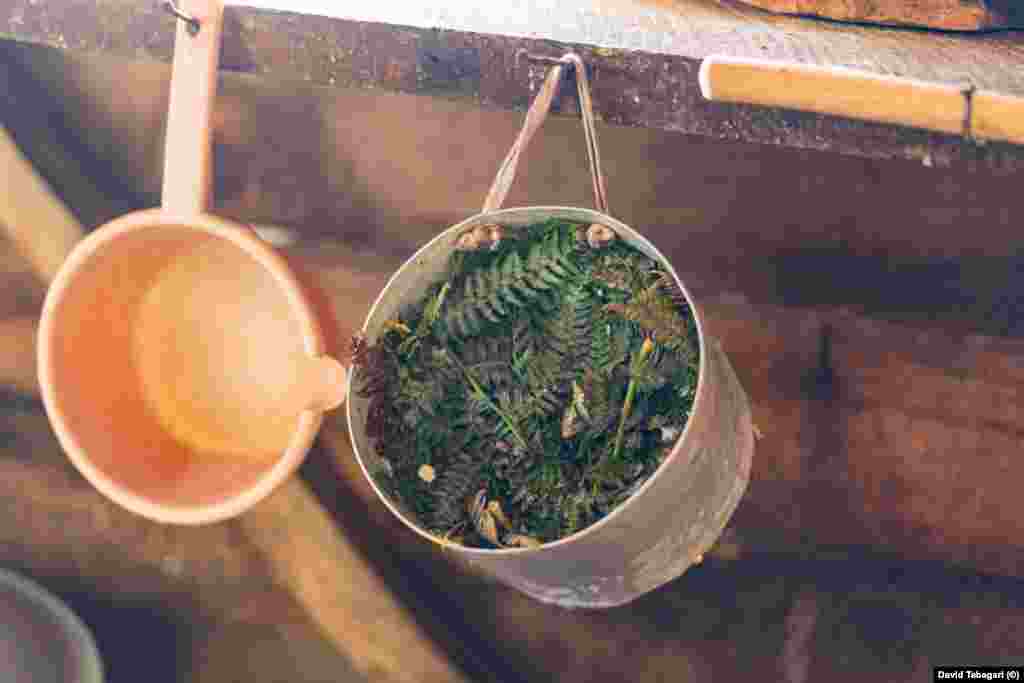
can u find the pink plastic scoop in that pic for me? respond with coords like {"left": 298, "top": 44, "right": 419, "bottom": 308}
{"left": 37, "top": 0, "right": 347, "bottom": 525}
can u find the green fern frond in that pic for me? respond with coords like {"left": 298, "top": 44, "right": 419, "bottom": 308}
{"left": 652, "top": 269, "right": 688, "bottom": 309}
{"left": 397, "top": 282, "right": 450, "bottom": 357}
{"left": 563, "top": 493, "right": 584, "bottom": 536}
{"left": 510, "top": 278, "right": 592, "bottom": 423}
{"left": 439, "top": 222, "right": 583, "bottom": 341}
{"left": 605, "top": 283, "right": 695, "bottom": 358}
{"left": 591, "top": 245, "right": 651, "bottom": 293}
{"left": 581, "top": 368, "right": 613, "bottom": 435}
{"left": 591, "top": 307, "right": 614, "bottom": 375}
{"left": 433, "top": 454, "right": 486, "bottom": 530}
{"left": 361, "top": 217, "right": 700, "bottom": 548}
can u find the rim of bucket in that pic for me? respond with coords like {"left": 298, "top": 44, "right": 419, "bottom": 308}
{"left": 38, "top": 208, "right": 327, "bottom": 526}
{"left": 347, "top": 206, "right": 709, "bottom": 555}
{"left": 0, "top": 567, "right": 105, "bottom": 683}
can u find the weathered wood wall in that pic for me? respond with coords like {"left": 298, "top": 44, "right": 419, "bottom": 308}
{"left": 7, "top": 38, "right": 1024, "bottom": 571}
{"left": 1, "top": 37, "right": 1023, "bottom": 682}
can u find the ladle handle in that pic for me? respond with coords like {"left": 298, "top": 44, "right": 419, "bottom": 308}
{"left": 161, "top": 0, "right": 223, "bottom": 219}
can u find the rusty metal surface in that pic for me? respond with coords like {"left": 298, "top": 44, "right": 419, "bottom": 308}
{"left": 4, "top": 0, "right": 1024, "bottom": 172}
{"left": 347, "top": 206, "right": 754, "bottom": 608}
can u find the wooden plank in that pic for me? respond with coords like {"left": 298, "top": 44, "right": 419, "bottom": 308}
{"left": 318, "top": 422, "right": 1024, "bottom": 682}
{"left": 705, "top": 296, "right": 1024, "bottom": 577}
{"left": 0, "top": 317, "right": 37, "bottom": 396}
{"left": 0, "top": 408, "right": 294, "bottom": 627}
{"left": 0, "top": 124, "right": 84, "bottom": 283}
{"left": 1, "top": 233, "right": 1021, "bottom": 679}
{"left": 734, "top": 0, "right": 1024, "bottom": 31}
{"left": 190, "top": 620, "right": 369, "bottom": 683}
{"left": 7, "top": 398, "right": 1024, "bottom": 681}
{"left": 0, "top": 400, "right": 469, "bottom": 683}
{"left": 5, "top": 0, "right": 1024, "bottom": 171}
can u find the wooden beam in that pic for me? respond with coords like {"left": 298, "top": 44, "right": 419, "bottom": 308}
{"left": 0, "top": 316, "right": 38, "bottom": 396}
{"left": 0, "top": 410, "right": 294, "bottom": 627}
{"left": 239, "top": 478, "right": 470, "bottom": 683}
{"left": 6, "top": 0, "right": 1024, "bottom": 171}
{"left": 0, "top": 124, "right": 85, "bottom": 284}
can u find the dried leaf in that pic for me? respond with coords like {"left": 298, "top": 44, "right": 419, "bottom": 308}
{"left": 437, "top": 529, "right": 464, "bottom": 550}
{"left": 418, "top": 464, "right": 437, "bottom": 483}
{"left": 485, "top": 223, "right": 504, "bottom": 249}
{"left": 350, "top": 333, "right": 368, "bottom": 364}
{"left": 505, "top": 534, "right": 543, "bottom": 549}
{"left": 606, "top": 285, "right": 693, "bottom": 356}
{"left": 561, "top": 402, "right": 580, "bottom": 439}
{"left": 572, "top": 380, "right": 590, "bottom": 421}
{"left": 455, "top": 225, "right": 489, "bottom": 251}
{"left": 468, "top": 490, "right": 500, "bottom": 545}
{"left": 653, "top": 269, "right": 688, "bottom": 309}
{"left": 487, "top": 500, "right": 513, "bottom": 530}
{"left": 586, "top": 223, "right": 617, "bottom": 249}
{"left": 659, "top": 425, "right": 682, "bottom": 444}
{"left": 384, "top": 320, "right": 412, "bottom": 336}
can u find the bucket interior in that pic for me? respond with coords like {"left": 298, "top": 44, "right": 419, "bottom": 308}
{"left": 347, "top": 207, "right": 704, "bottom": 540}
{"left": 47, "top": 223, "right": 312, "bottom": 508}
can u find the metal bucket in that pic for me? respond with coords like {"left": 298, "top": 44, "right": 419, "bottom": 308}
{"left": 346, "top": 55, "right": 754, "bottom": 608}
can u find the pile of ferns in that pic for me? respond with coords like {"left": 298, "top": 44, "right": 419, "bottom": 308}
{"left": 351, "top": 219, "right": 699, "bottom": 548}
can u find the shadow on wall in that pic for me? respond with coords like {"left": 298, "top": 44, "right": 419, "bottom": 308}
{"left": 771, "top": 248, "right": 1024, "bottom": 337}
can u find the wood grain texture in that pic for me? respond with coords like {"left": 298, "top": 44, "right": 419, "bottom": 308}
{"left": 733, "top": 0, "right": 1021, "bottom": 31}
{"left": 0, "top": 409, "right": 293, "bottom": 627}
{"left": 6, "top": 397, "right": 1024, "bottom": 681}
{"left": 0, "top": 124, "right": 85, "bottom": 283}
{"left": 6, "top": 0, "right": 1024, "bottom": 170}
{"left": 0, "top": 316, "right": 38, "bottom": 396}
{"left": 699, "top": 57, "right": 967, "bottom": 137}
{"left": 700, "top": 56, "right": 1024, "bottom": 145}
{"left": 317, "top": 400, "right": 1024, "bottom": 682}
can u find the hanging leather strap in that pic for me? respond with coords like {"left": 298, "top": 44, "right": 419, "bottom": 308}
{"left": 482, "top": 53, "right": 609, "bottom": 215}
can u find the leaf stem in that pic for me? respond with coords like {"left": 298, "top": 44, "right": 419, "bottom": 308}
{"left": 453, "top": 354, "right": 530, "bottom": 452}
{"left": 611, "top": 337, "right": 655, "bottom": 463}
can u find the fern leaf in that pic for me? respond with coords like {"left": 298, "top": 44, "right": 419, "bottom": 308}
{"left": 581, "top": 368, "right": 613, "bottom": 436}
{"left": 433, "top": 454, "right": 486, "bottom": 530}
{"left": 440, "top": 220, "right": 583, "bottom": 341}
{"left": 605, "top": 283, "right": 695, "bottom": 357}
{"left": 591, "top": 308, "right": 614, "bottom": 375}
{"left": 653, "top": 269, "right": 688, "bottom": 309}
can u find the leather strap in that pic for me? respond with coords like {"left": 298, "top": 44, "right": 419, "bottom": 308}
{"left": 482, "top": 53, "right": 609, "bottom": 215}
